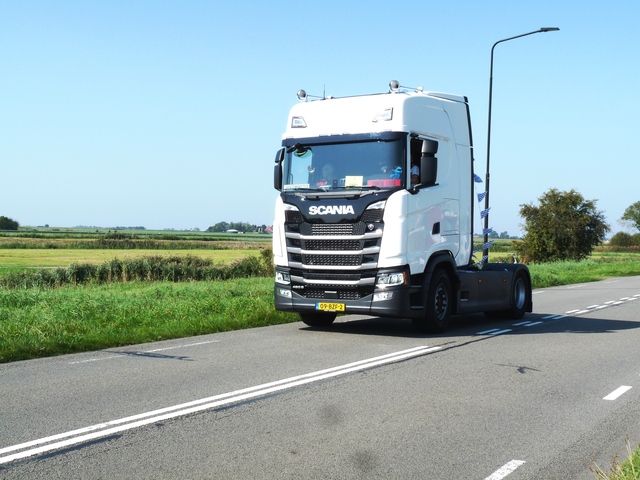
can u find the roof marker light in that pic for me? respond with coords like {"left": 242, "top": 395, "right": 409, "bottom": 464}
{"left": 291, "top": 116, "right": 307, "bottom": 128}
{"left": 372, "top": 108, "right": 393, "bottom": 122}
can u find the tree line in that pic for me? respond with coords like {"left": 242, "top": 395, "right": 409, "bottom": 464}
{"left": 4, "top": 195, "right": 640, "bottom": 261}
{"left": 0, "top": 216, "right": 19, "bottom": 230}
{"left": 206, "top": 222, "right": 269, "bottom": 233}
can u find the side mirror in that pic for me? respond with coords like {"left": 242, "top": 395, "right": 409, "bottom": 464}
{"left": 273, "top": 148, "right": 284, "bottom": 191}
{"left": 421, "top": 155, "right": 437, "bottom": 186}
{"left": 420, "top": 140, "right": 438, "bottom": 186}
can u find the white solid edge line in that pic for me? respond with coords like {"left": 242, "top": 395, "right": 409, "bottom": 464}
{"left": 0, "top": 346, "right": 440, "bottom": 463}
{"left": 603, "top": 386, "right": 632, "bottom": 401}
{"left": 4, "top": 345, "right": 433, "bottom": 454}
{"left": 484, "top": 460, "right": 526, "bottom": 480}
{"left": 2, "top": 346, "right": 434, "bottom": 455}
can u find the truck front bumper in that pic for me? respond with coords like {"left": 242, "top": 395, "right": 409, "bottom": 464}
{"left": 274, "top": 283, "right": 420, "bottom": 320}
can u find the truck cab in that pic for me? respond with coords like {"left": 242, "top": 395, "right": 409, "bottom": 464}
{"left": 272, "top": 82, "right": 532, "bottom": 332}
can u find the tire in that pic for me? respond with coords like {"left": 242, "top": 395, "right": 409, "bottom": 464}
{"left": 507, "top": 271, "right": 530, "bottom": 319}
{"left": 413, "top": 268, "right": 452, "bottom": 333}
{"left": 484, "top": 270, "right": 530, "bottom": 320}
{"left": 299, "top": 311, "right": 337, "bottom": 327}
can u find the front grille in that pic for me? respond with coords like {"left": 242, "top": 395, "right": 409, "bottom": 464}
{"left": 300, "top": 289, "right": 366, "bottom": 300}
{"left": 285, "top": 211, "right": 304, "bottom": 224}
{"left": 304, "top": 273, "right": 362, "bottom": 281}
{"left": 304, "top": 239, "right": 361, "bottom": 251}
{"left": 299, "top": 223, "right": 366, "bottom": 236}
{"left": 284, "top": 207, "right": 383, "bottom": 269}
{"left": 339, "top": 290, "right": 362, "bottom": 300}
{"left": 361, "top": 209, "right": 384, "bottom": 223}
{"left": 304, "top": 290, "right": 325, "bottom": 299}
{"left": 303, "top": 254, "right": 362, "bottom": 266}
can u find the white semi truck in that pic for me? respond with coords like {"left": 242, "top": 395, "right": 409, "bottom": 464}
{"left": 272, "top": 81, "right": 532, "bottom": 332}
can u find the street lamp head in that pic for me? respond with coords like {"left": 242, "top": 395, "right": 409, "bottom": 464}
{"left": 540, "top": 27, "right": 560, "bottom": 32}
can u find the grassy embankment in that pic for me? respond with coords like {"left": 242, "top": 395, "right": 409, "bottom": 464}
{"left": 591, "top": 439, "right": 640, "bottom": 480}
{"left": 2, "top": 235, "right": 640, "bottom": 363}
{"left": 0, "top": 231, "right": 295, "bottom": 362}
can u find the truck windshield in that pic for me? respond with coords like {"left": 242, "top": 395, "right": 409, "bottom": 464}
{"left": 282, "top": 137, "right": 406, "bottom": 191}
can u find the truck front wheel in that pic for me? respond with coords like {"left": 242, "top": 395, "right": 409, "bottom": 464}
{"left": 300, "top": 312, "right": 337, "bottom": 327}
{"left": 413, "top": 268, "right": 452, "bottom": 333}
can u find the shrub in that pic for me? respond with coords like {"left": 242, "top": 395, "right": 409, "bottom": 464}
{"left": 0, "top": 254, "right": 273, "bottom": 290}
{"left": 0, "top": 216, "right": 19, "bottom": 230}
{"left": 609, "top": 232, "right": 633, "bottom": 247}
{"left": 515, "top": 188, "right": 610, "bottom": 263}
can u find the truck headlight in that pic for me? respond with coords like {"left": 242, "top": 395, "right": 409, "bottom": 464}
{"left": 366, "top": 200, "right": 386, "bottom": 210}
{"left": 275, "top": 271, "right": 291, "bottom": 285}
{"left": 376, "top": 271, "right": 406, "bottom": 287}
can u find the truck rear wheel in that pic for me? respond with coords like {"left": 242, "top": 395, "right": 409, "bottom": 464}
{"left": 413, "top": 268, "right": 452, "bottom": 333}
{"left": 484, "top": 270, "right": 530, "bottom": 320}
{"left": 509, "top": 272, "right": 529, "bottom": 319}
{"left": 300, "top": 312, "right": 337, "bottom": 327}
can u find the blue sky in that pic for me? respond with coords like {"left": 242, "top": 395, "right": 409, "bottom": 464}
{"left": 1, "top": 1, "right": 638, "bottom": 235}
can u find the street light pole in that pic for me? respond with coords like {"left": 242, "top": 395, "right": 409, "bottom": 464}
{"left": 482, "top": 27, "right": 559, "bottom": 264}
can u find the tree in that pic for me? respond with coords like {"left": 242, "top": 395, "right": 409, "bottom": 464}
{"left": 620, "top": 201, "right": 640, "bottom": 232}
{"left": 515, "top": 188, "right": 609, "bottom": 263}
{"left": 207, "top": 222, "right": 229, "bottom": 233}
{"left": 0, "top": 216, "right": 19, "bottom": 230}
{"left": 207, "top": 221, "right": 261, "bottom": 233}
{"left": 609, "top": 231, "right": 640, "bottom": 247}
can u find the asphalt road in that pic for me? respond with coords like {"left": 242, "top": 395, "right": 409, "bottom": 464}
{"left": 2, "top": 276, "right": 640, "bottom": 479}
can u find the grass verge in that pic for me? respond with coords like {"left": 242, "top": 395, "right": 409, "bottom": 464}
{"left": 2, "top": 255, "right": 640, "bottom": 363}
{"left": 591, "top": 439, "right": 640, "bottom": 479}
{"left": 0, "top": 278, "right": 298, "bottom": 363}
{"left": 529, "top": 258, "right": 640, "bottom": 288}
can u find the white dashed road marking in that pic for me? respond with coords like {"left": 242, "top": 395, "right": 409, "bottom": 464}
{"left": 603, "top": 386, "right": 632, "bottom": 401}
{"left": 484, "top": 460, "right": 526, "bottom": 480}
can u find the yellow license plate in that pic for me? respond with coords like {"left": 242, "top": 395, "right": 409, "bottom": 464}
{"left": 316, "top": 302, "right": 345, "bottom": 312}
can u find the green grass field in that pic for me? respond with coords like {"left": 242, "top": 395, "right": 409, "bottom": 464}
{"left": 2, "top": 242, "right": 640, "bottom": 363}
{"left": 0, "top": 278, "right": 297, "bottom": 363}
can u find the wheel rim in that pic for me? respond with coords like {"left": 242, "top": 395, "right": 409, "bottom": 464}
{"left": 513, "top": 277, "right": 526, "bottom": 310}
{"left": 434, "top": 283, "right": 449, "bottom": 320}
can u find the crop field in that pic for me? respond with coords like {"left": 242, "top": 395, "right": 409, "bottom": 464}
{"left": 0, "top": 229, "right": 267, "bottom": 275}
{"left": 0, "top": 248, "right": 257, "bottom": 272}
